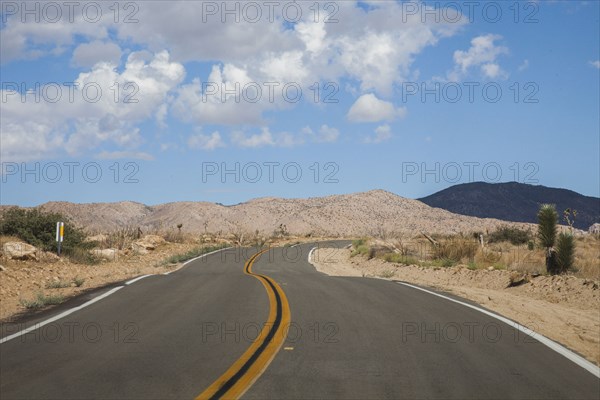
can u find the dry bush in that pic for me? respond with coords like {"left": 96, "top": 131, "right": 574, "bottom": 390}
{"left": 104, "top": 226, "right": 138, "bottom": 250}
{"left": 434, "top": 238, "right": 478, "bottom": 262}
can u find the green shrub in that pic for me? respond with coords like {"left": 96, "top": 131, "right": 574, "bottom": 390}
{"left": 20, "top": 293, "right": 64, "bottom": 309}
{"left": 350, "top": 244, "right": 370, "bottom": 257}
{"left": 352, "top": 238, "right": 367, "bottom": 247}
{"left": 0, "top": 208, "right": 91, "bottom": 255}
{"left": 488, "top": 226, "right": 531, "bottom": 245}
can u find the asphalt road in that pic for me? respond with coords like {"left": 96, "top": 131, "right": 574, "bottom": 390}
{"left": 1, "top": 241, "right": 599, "bottom": 399}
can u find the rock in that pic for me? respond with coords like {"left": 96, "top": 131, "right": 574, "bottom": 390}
{"left": 2, "top": 242, "right": 38, "bottom": 261}
{"left": 0, "top": 265, "right": 5, "bottom": 272}
{"left": 91, "top": 248, "right": 118, "bottom": 260}
{"left": 39, "top": 251, "right": 60, "bottom": 262}
{"left": 132, "top": 235, "right": 165, "bottom": 251}
{"left": 508, "top": 271, "right": 528, "bottom": 287}
{"left": 487, "top": 266, "right": 494, "bottom": 271}
{"left": 85, "top": 234, "right": 108, "bottom": 243}
{"left": 588, "top": 223, "right": 600, "bottom": 234}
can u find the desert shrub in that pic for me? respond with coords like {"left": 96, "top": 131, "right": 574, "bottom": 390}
{"left": 351, "top": 244, "right": 370, "bottom": 257}
{"left": 434, "top": 239, "right": 477, "bottom": 262}
{"left": 352, "top": 238, "right": 367, "bottom": 247}
{"left": 0, "top": 208, "right": 92, "bottom": 256}
{"left": 488, "top": 226, "right": 531, "bottom": 245}
{"left": 20, "top": 293, "right": 64, "bottom": 309}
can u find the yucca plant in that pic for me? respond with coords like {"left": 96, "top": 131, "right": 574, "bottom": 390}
{"left": 556, "top": 232, "right": 575, "bottom": 273}
{"left": 538, "top": 204, "right": 558, "bottom": 274}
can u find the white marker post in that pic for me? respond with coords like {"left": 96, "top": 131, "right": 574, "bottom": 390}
{"left": 56, "top": 222, "right": 64, "bottom": 256}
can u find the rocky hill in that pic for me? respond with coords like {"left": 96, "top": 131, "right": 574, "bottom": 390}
{"left": 2, "top": 190, "right": 532, "bottom": 237}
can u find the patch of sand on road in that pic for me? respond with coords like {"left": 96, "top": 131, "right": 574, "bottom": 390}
{"left": 311, "top": 247, "right": 600, "bottom": 366}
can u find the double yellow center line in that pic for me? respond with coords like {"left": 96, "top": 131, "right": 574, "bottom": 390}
{"left": 196, "top": 249, "right": 291, "bottom": 400}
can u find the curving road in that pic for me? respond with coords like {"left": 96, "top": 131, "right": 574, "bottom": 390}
{"left": 1, "top": 241, "right": 599, "bottom": 399}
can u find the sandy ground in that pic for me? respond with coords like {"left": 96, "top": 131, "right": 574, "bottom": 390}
{"left": 311, "top": 247, "right": 600, "bottom": 366}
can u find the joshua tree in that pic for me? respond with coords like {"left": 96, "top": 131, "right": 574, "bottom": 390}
{"left": 538, "top": 204, "right": 558, "bottom": 274}
{"left": 556, "top": 232, "right": 575, "bottom": 273}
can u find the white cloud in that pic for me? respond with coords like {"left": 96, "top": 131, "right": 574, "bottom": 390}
{"left": 301, "top": 125, "right": 340, "bottom": 143}
{"left": 71, "top": 40, "right": 122, "bottom": 68}
{"left": 230, "top": 124, "right": 339, "bottom": 148}
{"left": 449, "top": 34, "right": 509, "bottom": 80}
{"left": 365, "top": 125, "right": 392, "bottom": 144}
{"left": 1, "top": 50, "right": 184, "bottom": 162}
{"left": 96, "top": 151, "right": 154, "bottom": 160}
{"left": 590, "top": 60, "right": 600, "bottom": 69}
{"left": 231, "top": 128, "right": 276, "bottom": 148}
{"left": 347, "top": 94, "right": 406, "bottom": 123}
{"left": 518, "top": 59, "right": 530, "bottom": 72}
{"left": 188, "top": 131, "right": 225, "bottom": 151}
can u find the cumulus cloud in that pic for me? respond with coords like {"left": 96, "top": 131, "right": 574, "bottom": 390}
{"left": 365, "top": 125, "right": 393, "bottom": 144}
{"left": 590, "top": 60, "right": 600, "bottom": 69}
{"left": 347, "top": 94, "right": 406, "bottom": 123}
{"left": 449, "top": 34, "right": 509, "bottom": 80}
{"left": 71, "top": 40, "right": 122, "bottom": 68}
{"left": 1, "top": 50, "right": 184, "bottom": 161}
{"left": 1, "top": 1, "right": 471, "bottom": 160}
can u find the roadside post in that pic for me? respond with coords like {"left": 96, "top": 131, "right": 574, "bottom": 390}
{"left": 56, "top": 222, "right": 64, "bottom": 256}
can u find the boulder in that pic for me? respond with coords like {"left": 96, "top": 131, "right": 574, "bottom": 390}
{"left": 588, "top": 223, "right": 600, "bottom": 234}
{"left": 2, "top": 242, "right": 38, "bottom": 261}
{"left": 131, "top": 235, "right": 165, "bottom": 254}
{"left": 85, "top": 234, "right": 108, "bottom": 243}
{"left": 39, "top": 251, "right": 61, "bottom": 262}
{"left": 91, "top": 248, "right": 118, "bottom": 260}
{"left": 508, "top": 271, "right": 528, "bottom": 287}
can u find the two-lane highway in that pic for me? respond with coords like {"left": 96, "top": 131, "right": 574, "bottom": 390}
{"left": 1, "top": 242, "right": 599, "bottom": 399}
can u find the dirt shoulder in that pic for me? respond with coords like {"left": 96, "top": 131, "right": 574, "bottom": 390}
{"left": 0, "top": 241, "right": 219, "bottom": 321}
{"left": 311, "top": 247, "right": 600, "bottom": 366}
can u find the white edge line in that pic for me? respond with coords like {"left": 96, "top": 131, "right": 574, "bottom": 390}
{"left": 307, "top": 246, "right": 316, "bottom": 265}
{"left": 163, "top": 246, "right": 233, "bottom": 274}
{"left": 1, "top": 247, "right": 234, "bottom": 345}
{"left": 0, "top": 286, "right": 123, "bottom": 345}
{"left": 125, "top": 274, "right": 152, "bottom": 285}
{"left": 396, "top": 281, "right": 600, "bottom": 379}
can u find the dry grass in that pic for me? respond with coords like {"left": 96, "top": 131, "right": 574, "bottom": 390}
{"left": 366, "top": 233, "right": 599, "bottom": 280}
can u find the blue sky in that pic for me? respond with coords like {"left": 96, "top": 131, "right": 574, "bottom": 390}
{"left": 1, "top": 0, "right": 599, "bottom": 206}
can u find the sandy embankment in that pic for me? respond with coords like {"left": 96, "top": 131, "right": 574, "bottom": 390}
{"left": 311, "top": 247, "right": 600, "bottom": 366}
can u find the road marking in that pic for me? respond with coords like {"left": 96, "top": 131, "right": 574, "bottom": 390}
{"left": 0, "top": 286, "right": 124, "bottom": 344}
{"left": 1, "top": 246, "right": 233, "bottom": 345}
{"left": 196, "top": 249, "right": 291, "bottom": 400}
{"left": 125, "top": 274, "right": 152, "bottom": 285}
{"left": 396, "top": 281, "right": 600, "bottom": 379}
{"left": 308, "top": 246, "right": 316, "bottom": 264}
{"left": 306, "top": 247, "right": 599, "bottom": 378}
{"left": 284, "top": 347, "right": 294, "bottom": 351}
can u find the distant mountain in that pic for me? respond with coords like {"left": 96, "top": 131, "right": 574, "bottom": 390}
{"left": 1, "top": 190, "right": 532, "bottom": 236}
{"left": 419, "top": 182, "right": 600, "bottom": 230}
